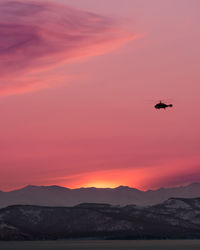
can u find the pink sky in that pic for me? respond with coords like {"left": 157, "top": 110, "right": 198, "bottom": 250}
{"left": 0, "top": 0, "right": 200, "bottom": 191}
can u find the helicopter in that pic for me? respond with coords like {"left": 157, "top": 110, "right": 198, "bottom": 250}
{"left": 155, "top": 101, "right": 173, "bottom": 110}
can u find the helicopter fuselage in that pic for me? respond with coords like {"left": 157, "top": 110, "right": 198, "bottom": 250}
{"left": 155, "top": 102, "right": 173, "bottom": 109}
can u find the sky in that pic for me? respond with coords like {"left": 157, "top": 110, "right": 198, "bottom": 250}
{"left": 0, "top": 0, "right": 200, "bottom": 191}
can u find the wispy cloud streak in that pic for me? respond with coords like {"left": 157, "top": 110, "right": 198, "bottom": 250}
{"left": 0, "top": 0, "right": 134, "bottom": 95}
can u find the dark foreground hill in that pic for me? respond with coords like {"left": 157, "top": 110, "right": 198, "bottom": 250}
{"left": 1, "top": 197, "right": 200, "bottom": 240}
{"left": 1, "top": 182, "right": 200, "bottom": 208}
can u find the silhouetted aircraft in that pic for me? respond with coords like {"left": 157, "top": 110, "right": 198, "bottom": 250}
{"left": 155, "top": 101, "right": 173, "bottom": 110}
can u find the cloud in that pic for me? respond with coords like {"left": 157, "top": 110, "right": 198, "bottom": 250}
{"left": 0, "top": 0, "right": 134, "bottom": 95}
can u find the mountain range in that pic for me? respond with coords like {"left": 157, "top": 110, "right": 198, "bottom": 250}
{"left": 1, "top": 197, "right": 200, "bottom": 240}
{"left": 1, "top": 182, "right": 200, "bottom": 208}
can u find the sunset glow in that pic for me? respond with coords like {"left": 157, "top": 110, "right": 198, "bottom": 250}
{"left": 84, "top": 182, "right": 119, "bottom": 189}
{"left": 0, "top": 0, "right": 200, "bottom": 191}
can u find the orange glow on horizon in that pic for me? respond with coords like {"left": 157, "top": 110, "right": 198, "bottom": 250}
{"left": 54, "top": 158, "right": 200, "bottom": 192}
{"left": 83, "top": 181, "right": 120, "bottom": 189}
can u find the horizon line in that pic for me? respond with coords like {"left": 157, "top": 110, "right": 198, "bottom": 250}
{"left": 1, "top": 182, "right": 200, "bottom": 193}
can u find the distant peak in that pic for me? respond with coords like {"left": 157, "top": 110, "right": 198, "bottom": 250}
{"left": 22, "top": 185, "right": 70, "bottom": 191}
{"left": 23, "top": 185, "right": 37, "bottom": 189}
{"left": 76, "top": 203, "right": 111, "bottom": 208}
{"left": 46, "top": 185, "right": 70, "bottom": 190}
{"left": 187, "top": 182, "right": 200, "bottom": 188}
{"left": 117, "top": 185, "right": 130, "bottom": 188}
{"left": 116, "top": 186, "right": 133, "bottom": 190}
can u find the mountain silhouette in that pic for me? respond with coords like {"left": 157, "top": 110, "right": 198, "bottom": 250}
{"left": 1, "top": 197, "right": 200, "bottom": 240}
{"left": 1, "top": 182, "right": 200, "bottom": 208}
